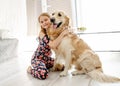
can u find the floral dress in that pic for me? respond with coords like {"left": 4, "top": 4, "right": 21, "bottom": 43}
{"left": 30, "top": 35, "right": 54, "bottom": 80}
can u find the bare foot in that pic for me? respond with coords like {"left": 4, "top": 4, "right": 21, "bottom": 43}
{"left": 27, "top": 66, "right": 32, "bottom": 74}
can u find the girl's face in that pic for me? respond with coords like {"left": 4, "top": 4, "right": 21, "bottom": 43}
{"left": 40, "top": 16, "right": 51, "bottom": 29}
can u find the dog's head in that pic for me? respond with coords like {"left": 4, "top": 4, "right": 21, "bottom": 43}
{"left": 47, "top": 11, "right": 69, "bottom": 40}
{"left": 50, "top": 11, "right": 69, "bottom": 29}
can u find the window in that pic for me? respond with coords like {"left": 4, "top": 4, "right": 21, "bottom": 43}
{"left": 73, "top": 0, "right": 120, "bottom": 33}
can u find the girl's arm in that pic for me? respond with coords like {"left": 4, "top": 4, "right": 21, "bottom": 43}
{"left": 39, "top": 31, "right": 45, "bottom": 39}
{"left": 49, "top": 29, "right": 69, "bottom": 49}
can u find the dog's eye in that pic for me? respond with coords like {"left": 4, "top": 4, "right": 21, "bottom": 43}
{"left": 58, "top": 13, "right": 62, "bottom": 17}
{"left": 52, "top": 13, "right": 55, "bottom": 16}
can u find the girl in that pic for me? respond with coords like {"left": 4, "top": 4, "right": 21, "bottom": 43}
{"left": 27, "top": 13, "right": 69, "bottom": 80}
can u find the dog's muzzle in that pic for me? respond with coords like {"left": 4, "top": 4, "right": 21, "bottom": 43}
{"left": 57, "top": 22, "right": 62, "bottom": 28}
{"left": 50, "top": 18, "right": 62, "bottom": 29}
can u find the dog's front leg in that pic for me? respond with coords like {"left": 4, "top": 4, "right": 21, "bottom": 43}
{"left": 51, "top": 54, "right": 64, "bottom": 71}
{"left": 60, "top": 50, "right": 72, "bottom": 77}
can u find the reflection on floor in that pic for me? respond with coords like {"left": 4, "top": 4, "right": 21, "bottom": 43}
{"left": 0, "top": 52, "right": 120, "bottom": 86}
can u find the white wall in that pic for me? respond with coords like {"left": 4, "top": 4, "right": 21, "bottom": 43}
{"left": 0, "top": 0, "right": 27, "bottom": 38}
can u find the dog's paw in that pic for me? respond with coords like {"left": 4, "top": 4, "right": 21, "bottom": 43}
{"left": 59, "top": 71, "right": 67, "bottom": 77}
{"left": 71, "top": 71, "right": 85, "bottom": 76}
{"left": 49, "top": 67, "right": 56, "bottom": 72}
{"left": 51, "top": 64, "right": 64, "bottom": 72}
{"left": 71, "top": 71, "right": 79, "bottom": 76}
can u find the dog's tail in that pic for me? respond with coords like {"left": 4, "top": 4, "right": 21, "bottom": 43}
{"left": 87, "top": 70, "right": 120, "bottom": 83}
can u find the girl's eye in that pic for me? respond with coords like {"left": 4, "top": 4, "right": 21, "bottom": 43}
{"left": 40, "top": 21, "right": 43, "bottom": 23}
{"left": 44, "top": 19, "right": 47, "bottom": 21}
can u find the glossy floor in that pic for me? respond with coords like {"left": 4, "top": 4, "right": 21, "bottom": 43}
{"left": 0, "top": 52, "right": 120, "bottom": 86}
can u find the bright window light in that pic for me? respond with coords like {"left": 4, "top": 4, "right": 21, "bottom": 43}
{"left": 73, "top": 0, "right": 120, "bottom": 32}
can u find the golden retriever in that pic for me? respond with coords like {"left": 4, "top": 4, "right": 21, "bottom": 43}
{"left": 46, "top": 11, "right": 120, "bottom": 83}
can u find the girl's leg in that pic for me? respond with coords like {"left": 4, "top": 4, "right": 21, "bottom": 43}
{"left": 31, "top": 59, "right": 49, "bottom": 80}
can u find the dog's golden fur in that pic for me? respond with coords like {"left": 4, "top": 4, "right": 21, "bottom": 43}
{"left": 47, "top": 11, "right": 120, "bottom": 83}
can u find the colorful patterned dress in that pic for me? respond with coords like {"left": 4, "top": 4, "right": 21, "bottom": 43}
{"left": 30, "top": 35, "right": 54, "bottom": 80}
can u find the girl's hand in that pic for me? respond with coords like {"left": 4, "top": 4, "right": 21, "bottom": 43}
{"left": 49, "top": 28, "right": 69, "bottom": 49}
{"left": 39, "top": 31, "right": 45, "bottom": 39}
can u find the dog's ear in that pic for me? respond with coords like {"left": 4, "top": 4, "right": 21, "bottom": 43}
{"left": 65, "top": 16, "right": 69, "bottom": 26}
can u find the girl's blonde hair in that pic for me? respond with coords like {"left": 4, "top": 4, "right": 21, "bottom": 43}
{"left": 38, "top": 13, "right": 50, "bottom": 34}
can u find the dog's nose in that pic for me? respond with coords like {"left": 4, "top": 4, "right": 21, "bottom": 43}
{"left": 50, "top": 18, "right": 55, "bottom": 23}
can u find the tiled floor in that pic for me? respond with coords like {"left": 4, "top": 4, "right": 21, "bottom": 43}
{"left": 0, "top": 52, "right": 120, "bottom": 86}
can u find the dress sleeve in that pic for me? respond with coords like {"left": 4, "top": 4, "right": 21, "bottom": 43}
{"left": 42, "top": 35, "right": 50, "bottom": 44}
